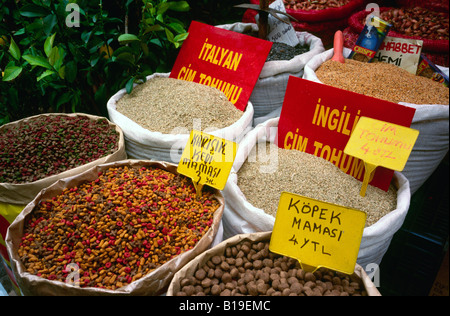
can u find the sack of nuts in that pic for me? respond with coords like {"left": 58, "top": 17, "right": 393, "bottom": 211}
{"left": 167, "top": 231, "right": 381, "bottom": 296}
{"left": 6, "top": 160, "right": 224, "bottom": 295}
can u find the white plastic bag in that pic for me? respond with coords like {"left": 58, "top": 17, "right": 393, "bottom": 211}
{"left": 107, "top": 73, "right": 254, "bottom": 163}
{"left": 222, "top": 117, "right": 411, "bottom": 268}
{"left": 216, "top": 23, "right": 325, "bottom": 121}
{"left": 303, "top": 48, "right": 449, "bottom": 194}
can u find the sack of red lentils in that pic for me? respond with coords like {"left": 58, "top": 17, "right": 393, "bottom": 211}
{"left": 167, "top": 231, "right": 381, "bottom": 296}
{"left": 6, "top": 160, "right": 224, "bottom": 296}
{"left": 0, "top": 113, "right": 126, "bottom": 294}
{"left": 303, "top": 48, "right": 449, "bottom": 194}
{"left": 221, "top": 117, "right": 411, "bottom": 269}
{"left": 216, "top": 23, "right": 325, "bottom": 122}
{"left": 107, "top": 73, "right": 254, "bottom": 163}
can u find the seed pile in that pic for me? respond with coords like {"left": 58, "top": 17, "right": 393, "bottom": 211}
{"left": 316, "top": 59, "right": 449, "bottom": 105}
{"left": 266, "top": 42, "right": 310, "bottom": 62}
{"left": 237, "top": 143, "right": 397, "bottom": 226}
{"left": 116, "top": 77, "right": 243, "bottom": 134}
{"left": 18, "top": 165, "right": 221, "bottom": 290}
{"left": 283, "top": 0, "right": 351, "bottom": 11}
{"left": 0, "top": 115, "right": 119, "bottom": 184}
{"left": 175, "top": 239, "right": 367, "bottom": 296}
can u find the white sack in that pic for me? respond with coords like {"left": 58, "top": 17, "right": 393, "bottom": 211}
{"left": 222, "top": 117, "right": 411, "bottom": 268}
{"left": 303, "top": 48, "right": 449, "bottom": 194}
{"left": 107, "top": 73, "right": 254, "bottom": 163}
{"left": 216, "top": 23, "right": 325, "bottom": 121}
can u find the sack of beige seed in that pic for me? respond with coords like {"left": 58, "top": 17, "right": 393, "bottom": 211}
{"left": 6, "top": 160, "right": 224, "bottom": 296}
{"left": 107, "top": 73, "right": 254, "bottom": 163}
{"left": 216, "top": 22, "right": 325, "bottom": 123}
{"left": 221, "top": 118, "right": 411, "bottom": 269}
{"left": 303, "top": 48, "right": 449, "bottom": 194}
{"left": 167, "top": 231, "right": 381, "bottom": 296}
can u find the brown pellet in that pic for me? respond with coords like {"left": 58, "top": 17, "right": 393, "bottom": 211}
{"left": 174, "top": 239, "right": 367, "bottom": 296}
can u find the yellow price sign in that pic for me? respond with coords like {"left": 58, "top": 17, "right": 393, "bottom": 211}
{"left": 270, "top": 192, "right": 366, "bottom": 275}
{"left": 177, "top": 130, "right": 238, "bottom": 195}
{"left": 344, "top": 116, "right": 419, "bottom": 196}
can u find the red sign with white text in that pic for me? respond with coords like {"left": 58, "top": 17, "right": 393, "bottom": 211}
{"left": 170, "top": 21, "right": 273, "bottom": 111}
{"left": 277, "top": 77, "right": 416, "bottom": 191}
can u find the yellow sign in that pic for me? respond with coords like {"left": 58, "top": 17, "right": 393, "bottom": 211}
{"left": 270, "top": 192, "right": 366, "bottom": 275}
{"left": 344, "top": 116, "right": 419, "bottom": 196}
{"left": 177, "top": 130, "right": 238, "bottom": 194}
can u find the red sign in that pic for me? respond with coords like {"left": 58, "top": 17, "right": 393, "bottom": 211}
{"left": 170, "top": 21, "right": 273, "bottom": 111}
{"left": 277, "top": 77, "right": 416, "bottom": 191}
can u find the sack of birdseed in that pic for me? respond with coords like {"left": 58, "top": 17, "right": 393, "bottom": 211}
{"left": 221, "top": 117, "right": 411, "bottom": 269}
{"left": 6, "top": 160, "right": 224, "bottom": 296}
{"left": 107, "top": 73, "right": 254, "bottom": 163}
{"left": 216, "top": 23, "right": 325, "bottom": 122}
{"left": 303, "top": 48, "right": 449, "bottom": 194}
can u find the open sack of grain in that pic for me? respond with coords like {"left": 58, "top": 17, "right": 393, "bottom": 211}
{"left": 216, "top": 23, "right": 325, "bottom": 122}
{"left": 167, "top": 231, "right": 381, "bottom": 296}
{"left": 107, "top": 73, "right": 253, "bottom": 163}
{"left": 303, "top": 48, "right": 449, "bottom": 194}
{"left": 6, "top": 160, "right": 224, "bottom": 296}
{"left": 0, "top": 113, "right": 126, "bottom": 293}
{"left": 221, "top": 118, "right": 411, "bottom": 269}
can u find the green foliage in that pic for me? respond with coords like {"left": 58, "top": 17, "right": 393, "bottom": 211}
{"left": 0, "top": 0, "right": 191, "bottom": 125}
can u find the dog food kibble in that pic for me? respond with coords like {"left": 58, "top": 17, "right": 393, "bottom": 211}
{"left": 116, "top": 77, "right": 243, "bottom": 134}
{"left": 238, "top": 142, "right": 397, "bottom": 227}
{"left": 0, "top": 115, "right": 119, "bottom": 184}
{"left": 18, "top": 165, "right": 221, "bottom": 290}
{"left": 175, "top": 240, "right": 367, "bottom": 296}
{"left": 316, "top": 59, "right": 449, "bottom": 105}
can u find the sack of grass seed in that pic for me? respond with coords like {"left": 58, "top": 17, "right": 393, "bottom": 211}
{"left": 303, "top": 48, "right": 449, "bottom": 194}
{"left": 107, "top": 73, "right": 254, "bottom": 163}
{"left": 221, "top": 117, "right": 411, "bottom": 268}
{"left": 0, "top": 113, "right": 126, "bottom": 294}
{"left": 216, "top": 23, "right": 324, "bottom": 123}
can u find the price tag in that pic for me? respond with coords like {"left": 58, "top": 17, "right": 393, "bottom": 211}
{"left": 270, "top": 192, "right": 366, "bottom": 274}
{"left": 344, "top": 116, "right": 419, "bottom": 196}
{"left": 177, "top": 130, "right": 237, "bottom": 195}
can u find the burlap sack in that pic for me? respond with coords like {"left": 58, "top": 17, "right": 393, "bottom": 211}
{"left": 6, "top": 160, "right": 224, "bottom": 296}
{"left": 167, "top": 231, "right": 381, "bottom": 296}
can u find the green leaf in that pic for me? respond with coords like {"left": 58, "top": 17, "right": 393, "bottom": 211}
{"left": 168, "top": 1, "right": 190, "bottom": 12}
{"left": 2, "top": 64, "right": 23, "bottom": 81}
{"left": 44, "top": 33, "right": 56, "bottom": 57}
{"left": 36, "top": 69, "right": 55, "bottom": 81}
{"left": 118, "top": 33, "right": 140, "bottom": 44}
{"left": 125, "top": 77, "right": 135, "bottom": 94}
{"left": 157, "top": 2, "right": 170, "bottom": 15}
{"left": 22, "top": 55, "right": 52, "bottom": 69}
{"left": 174, "top": 32, "right": 189, "bottom": 42}
{"left": 165, "top": 28, "right": 175, "bottom": 43}
{"left": 19, "top": 3, "right": 49, "bottom": 17}
{"left": 48, "top": 46, "right": 59, "bottom": 67}
{"left": 64, "top": 60, "right": 77, "bottom": 83}
{"left": 168, "top": 22, "right": 186, "bottom": 34}
{"left": 8, "top": 38, "right": 21, "bottom": 61}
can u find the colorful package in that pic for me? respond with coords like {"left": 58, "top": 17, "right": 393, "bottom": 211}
{"left": 416, "top": 54, "right": 449, "bottom": 87}
{"left": 348, "top": 15, "right": 392, "bottom": 63}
